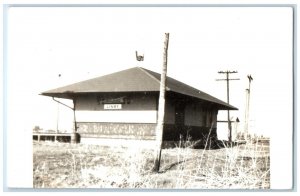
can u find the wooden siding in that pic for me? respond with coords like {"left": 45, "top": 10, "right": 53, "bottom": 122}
{"left": 184, "top": 103, "right": 204, "bottom": 126}
{"left": 185, "top": 102, "right": 218, "bottom": 128}
{"left": 164, "top": 100, "right": 175, "bottom": 124}
{"left": 73, "top": 92, "right": 220, "bottom": 143}
{"left": 75, "top": 93, "right": 157, "bottom": 123}
{"left": 75, "top": 93, "right": 157, "bottom": 111}
{"left": 76, "top": 111, "right": 157, "bottom": 123}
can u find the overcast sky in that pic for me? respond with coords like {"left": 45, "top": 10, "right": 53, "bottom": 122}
{"left": 7, "top": 6, "right": 293, "bottom": 139}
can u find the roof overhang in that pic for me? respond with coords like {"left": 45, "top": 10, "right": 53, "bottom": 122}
{"left": 167, "top": 91, "right": 238, "bottom": 110}
{"left": 40, "top": 91, "right": 76, "bottom": 99}
{"left": 40, "top": 67, "right": 238, "bottom": 111}
{"left": 41, "top": 90, "right": 237, "bottom": 111}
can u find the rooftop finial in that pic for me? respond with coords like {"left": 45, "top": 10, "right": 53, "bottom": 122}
{"left": 135, "top": 51, "right": 144, "bottom": 61}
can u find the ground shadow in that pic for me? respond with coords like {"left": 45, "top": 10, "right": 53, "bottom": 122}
{"left": 159, "top": 158, "right": 196, "bottom": 173}
{"left": 192, "top": 139, "right": 247, "bottom": 150}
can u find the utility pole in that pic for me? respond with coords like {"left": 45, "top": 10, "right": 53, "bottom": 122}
{"left": 56, "top": 74, "right": 61, "bottom": 141}
{"left": 153, "top": 33, "right": 169, "bottom": 172}
{"left": 216, "top": 70, "right": 239, "bottom": 142}
{"left": 71, "top": 99, "right": 78, "bottom": 144}
{"left": 244, "top": 75, "right": 253, "bottom": 140}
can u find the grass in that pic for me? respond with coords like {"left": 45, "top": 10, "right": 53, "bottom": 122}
{"left": 33, "top": 138, "right": 270, "bottom": 189}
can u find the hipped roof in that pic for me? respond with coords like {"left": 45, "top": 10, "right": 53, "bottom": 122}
{"left": 41, "top": 67, "right": 237, "bottom": 110}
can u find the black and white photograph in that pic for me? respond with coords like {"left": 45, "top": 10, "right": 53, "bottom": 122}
{"left": 4, "top": 4, "right": 294, "bottom": 190}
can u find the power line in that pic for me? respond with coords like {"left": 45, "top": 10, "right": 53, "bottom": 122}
{"left": 216, "top": 70, "right": 240, "bottom": 142}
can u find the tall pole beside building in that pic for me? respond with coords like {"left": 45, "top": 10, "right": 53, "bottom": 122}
{"left": 153, "top": 33, "right": 169, "bottom": 172}
{"left": 244, "top": 75, "right": 253, "bottom": 140}
{"left": 70, "top": 99, "right": 79, "bottom": 143}
{"left": 56, "top": 74, "right": 61, "bottom": 134}
{"left": 216, "top": 70, "right": 239, "bottom": 142}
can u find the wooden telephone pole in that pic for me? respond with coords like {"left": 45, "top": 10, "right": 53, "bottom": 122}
{"left": 216, "top": 70, "right": 239, "bottom": 142}
{"left": 244, "top": 75, "right": 253, "bottom": 139}
{"left": 153, "top": 33, "right": 169, "bottom": 172}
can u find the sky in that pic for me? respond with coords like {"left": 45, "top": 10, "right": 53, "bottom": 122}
{"left": 4, "top": 5, "right": 295, "bottom": 189}
{"left": 6, "top": 6, "right": 293, "bottom": 139}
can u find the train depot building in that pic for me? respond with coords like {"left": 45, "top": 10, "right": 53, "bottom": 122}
{"left": 41, "top": 67, "right": 237, "bottom": 147}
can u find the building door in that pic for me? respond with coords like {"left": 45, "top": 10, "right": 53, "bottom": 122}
{"left": 175, "top": 103, "right": 185, "bottom": 126}
{"left": 175, "top": 102, "right": 185, "bottom": 140}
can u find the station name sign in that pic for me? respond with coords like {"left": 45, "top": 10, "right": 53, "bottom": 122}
{"left": 104, "top": 104, "right": 122, "bottom": 110}
{"left": 97, "top": 96, "right": 130, "bottom": 105}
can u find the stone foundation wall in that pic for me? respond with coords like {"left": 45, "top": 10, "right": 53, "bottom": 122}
{"left": 77, "top": 122, "right": 156, "bottom": 140}
{"left": 77, "top": 122, "right": 217, "bottom": 144}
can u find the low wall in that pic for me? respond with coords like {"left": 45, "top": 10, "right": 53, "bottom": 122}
{"left": 76, "top": 122, "right": 217, "bottom": 147}
{"left": 77, "top": 122, "right": 156, "bottom": 140}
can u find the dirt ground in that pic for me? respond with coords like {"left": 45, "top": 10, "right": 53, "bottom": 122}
{"left": 33, "top": 139, "right": 270, "bottom": 189}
